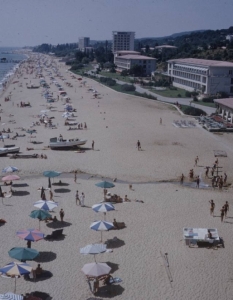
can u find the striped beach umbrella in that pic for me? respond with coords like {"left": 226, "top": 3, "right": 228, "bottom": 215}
{"left": 33, "top": 200, "right": 58, "bottom": 211}
{"left": 90, "top": 220, "right": 114, "bottom": 242}
{"left": 0, "top": 262, "right": 32, "bottom": 292}
{"left": 16, "top": 229, "right": 44, "bottom": 242}
{"left": 2, "top": 167, "right": 18, "bottom": 173}
{"left": 0, "top": 293, "right": 23, "bottom": 300}
{"left": 92, "top": 203, "right": 115, "bottom": 213}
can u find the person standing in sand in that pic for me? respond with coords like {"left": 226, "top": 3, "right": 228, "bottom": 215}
{"left": 137, "top": 140, "right": 141, "bottom": 151}
{"left": 59, "top": 209, "right": 64, "bottom": 222}
{"left": 160, "top": 118, "right": 162, "bottom": 125}
{"left": 224, "top": 201, "right": 229, "bottom": 218}
{"left": 220, "top": 206, "right": 225, "bottom": 222}
{"left": 209, "top": 200, "right": 215, "bottom": 216}
{"left": 224, "top": 173, "right": 227, "bottom": 185}
{"left": 205, "top": 166, "right": 210, "bottom": 178}
{"left": 49, "top": 190, "right": 53, "bottom": 201}
{"left": 92, "top": 140, "right": 95, "bottom": 150}
{"left": 80, "top": 192, "right": 85, "bottom": 207}
{"left": 76, "top": 190, "right": 80, "bottom": 205}
{"left": 196, "top": 176, "right": 200, "bottom": 188}
{"left": 194, "top": 156, "right": 199, "bottom": 167}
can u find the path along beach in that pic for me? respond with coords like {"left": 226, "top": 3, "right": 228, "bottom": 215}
{"left": 1, "top": 53, "right": 233, "bottom": 299}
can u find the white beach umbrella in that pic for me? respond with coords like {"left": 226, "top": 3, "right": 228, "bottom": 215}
{"left": 81, "top": 262, "right": 111, "bottom": 277}
{"left": 34, "top": 200, "right": 58, "bottom": 211}
{"left": 80, "top": 244, "right": 107, "bottom": 262}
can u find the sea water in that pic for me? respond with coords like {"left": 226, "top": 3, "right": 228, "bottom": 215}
{"left": 0, "top": 47, "right": 27, "bottom": 91}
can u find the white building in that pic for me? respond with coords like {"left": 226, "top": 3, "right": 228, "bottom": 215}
{"left": 114, "top": 54, "right": 156, "bottom": 76}
{"left": 167, "top": 58, "right": 233, "bottom": 95}
{"left": 112, "top": 31, "right": 135, "bottom": 53}
{"left": 79, "top": 37, "right": 90, "bottom": 51}
{"left": 214, "top": 98, "right": 233, "bottom": 123}
{"left": 226, "top": 35, "right": 233, "bottom": 42}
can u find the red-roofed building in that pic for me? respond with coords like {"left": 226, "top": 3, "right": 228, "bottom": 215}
{"left": 214, "top": 98, "right": 233, "bottom": 123}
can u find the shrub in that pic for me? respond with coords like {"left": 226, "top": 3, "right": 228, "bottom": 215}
{"left": 183, "top": 106, "right": 206, "bottom": 116}
{"left": 193, "top": 96, "right": 198, "bottom": 102}
{"left": 121, "top": 84, "right": 136, "bottom": 92}
{"left": 202, "top": 97, "right": 214, "bottom": 103}
{"left": 121, "top": 70, "right": 128, "bottom": 76}
{"left": 185, "top": 91, "right": 192, "bottom": 97}
{"left": 70, "top": 64, "right": 84, "bottom": 70}
{"left": 177, "top": 94, "right": 182, "bottom": 97}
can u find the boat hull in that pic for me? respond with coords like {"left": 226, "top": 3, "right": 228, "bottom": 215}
{"left": 49, "top": 139, "right": 87, "bottom": 150}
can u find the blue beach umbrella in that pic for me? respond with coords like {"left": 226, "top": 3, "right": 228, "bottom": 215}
{"left": 92, "top": 203, "right": 115, "bottom": 213}
{"left": 0, "top": 293, "right": 23, "bottom": 300}
{"left": 90, "top": 220, "right": 114, "bottom": 242}
{"left": 95, "top": 181, "right": 115, "bottom": 189}
{"left": 43, "top": 171, "right": 61, "bottom": 178}
{"left": 8, "top": 247, "right": 39, "bottom": 261}
{"left": 33, "top": 200, "right": 58, "bottom": 211}
{"left": 29, "top": 210, "right": 52, "bottom": 230}
{"left": 2, "top": 166, "right": 18, "bottom": 173}
{"left": 0, "top": 262, "right": 32, "bottom": 293}
{"left": 92, "top": 203, "right": 115, "bottom": 220}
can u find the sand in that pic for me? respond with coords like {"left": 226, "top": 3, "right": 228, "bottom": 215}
{"left": 0, "top": 53, "right": 233, "bottom": 299}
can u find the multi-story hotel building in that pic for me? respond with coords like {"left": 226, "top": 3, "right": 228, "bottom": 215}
{"left": 112, "top": 31, "right": 135, "bottom": 53}
{"left": 167, "top": 58, "right": 233, "bottom": 95}
{"left": 114, "top": 51, "right": 156, "bottom": 76}
{"left": 78, "top": 37, "right": 90, "bottom": 51}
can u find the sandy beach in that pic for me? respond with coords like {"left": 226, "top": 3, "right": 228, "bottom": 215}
{"left": 1, "top": 53, "right": 233, "bottom": 299}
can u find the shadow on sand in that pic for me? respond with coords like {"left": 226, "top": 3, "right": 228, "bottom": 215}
{"left": 29, "top": 292, "right": 52, "bottom": 300}
{"left": 46, "top": 220, "right": 72, "bottom": 228}
{"left": 13, "top": 190, "right": 30, "bottom": 196}
{"left": 34, "top": 251, "right": 57, "bottom": 263}
{"left": 54, "top": 188, "right": 71, "bottom": 193}
{"left": 12, "top": 183, "right": 29, "bottom": 187}
{"left": 96, "top": 285, "right": 124, "bottom": 298}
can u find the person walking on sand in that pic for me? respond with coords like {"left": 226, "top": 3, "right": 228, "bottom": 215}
{"left": 220, "top": 206, "right": 225, "bottom": 222}
{"left": 137, "top": 140, "right": 141, "bottom": 151}
{"left": 196, "top": 176, "right": 200, "bottom": 188}
{"left": 80, "top": 192, "right": 85, "bottom": 207}
{"left": 76, "top": 190, "right": 80, "bottom": 205}
{"left": 59, "top": 209, "right": 64, "bottom": 222}
{"left": 74, "top": 171, "right": 77, "bottom": 183}
{"left": 194, "top": 156, "right": 199, "bottom": 167}
{"left": 224, "top": 201, "right": 229, "bottom": 218}
{"left": 209, "top": 200, "right": 215, "bottom": 216}
{"left": 160, "top": 118, "right": 162, "bottom": 125}
{"left": 180, "top": 173, "right": 184, "bottom": 184}
{"left": 92, "top": 140, "right": 95, "bottom": 150}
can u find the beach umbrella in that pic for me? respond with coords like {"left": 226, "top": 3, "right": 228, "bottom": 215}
{"left": 95, "top": 181, "right": 115, "bottom": 189}
{"left": 92, "top": 203, "right": 115, "bottom": 213}
{"left": 2, "top": 166, "right": 18, "bottom": 173}
{"left": 81, "top": 262, "right": 111, "bottom": 277}
{"left": 16, "top": 229, "right": 44, "bottom": 242}
{"left": 90, "top": 220, "right": 114, "bottom": 242}
{"left": 95, "top": 181, "right": 115, "bottom": 201}
{"left": 33, "top": 200, "right": 58, "bottom": 211}
{"left": 0, "top": 293, "right": 23, "bottom": 300}
{"left": 0, "top": 262, "right": 32, "bottom": 292}
{"left": 43, "top": 171, "right": 61, "bottom": 178}
{"left": 2, "top": 175, "right": 20, "bottom": 182}
{"left": 8, "top": 247, "right": 39, "bottom": 261}
{"left": 80, "top": 244, "right": 107, "bottom": 262}
{"left": 29, "top": 210, "right": 51, "bottom": 230}
{"left": 92, "top": 203, "right": 115, "bottom": 220}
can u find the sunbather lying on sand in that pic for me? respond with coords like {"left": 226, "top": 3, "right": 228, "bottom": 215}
{"left": 113, "top": 218, "right": 126, "bottom": 229}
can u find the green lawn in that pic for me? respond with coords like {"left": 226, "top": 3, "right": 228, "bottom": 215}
{"left": 99, "top": 71, "right": 133, "bottom": 83}
{"left": 71, "top": 64, "right": 94, "bottom": 75}
{"left": 191, "top": 101, "right": 216, "bottom": 108}
{"left": 148, "top": 87, "right": 188, "bottom": 98}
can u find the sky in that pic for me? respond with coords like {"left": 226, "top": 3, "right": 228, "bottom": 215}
{"left": 0, "top": 0, "right": 233, "bottom": 47}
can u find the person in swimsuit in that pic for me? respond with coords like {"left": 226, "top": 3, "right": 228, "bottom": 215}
{"left": 220, "top": 206, "right": 225, "bottom": 222}
{"left": 209, "top": 200, "right": 215, "bottom": 216}
{"left": 224, "top": 201, "right": 229, "bottom": 218}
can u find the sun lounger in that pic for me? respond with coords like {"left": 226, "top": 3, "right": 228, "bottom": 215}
{"left": 45, "top": 229, "right": 63, "bottom": 239}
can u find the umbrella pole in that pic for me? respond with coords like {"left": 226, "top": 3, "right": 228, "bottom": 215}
{"left": 39, "top": 220, "right": 40, "bottom": 230}
{"left": 14, "top": 276, "right": 16, "bottom": 293}
{"left": 101, "top": 231, "right": 102, "bottom": 242}
{"left": 94, "top": 254, "right": 96, "bottom": 263}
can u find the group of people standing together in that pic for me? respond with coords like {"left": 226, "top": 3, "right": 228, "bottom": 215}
{"left": 209, "top": 199, "right": 229, "bottom": 222}
{"left": 75, "top": 190, "right": 85, "bottom": 207}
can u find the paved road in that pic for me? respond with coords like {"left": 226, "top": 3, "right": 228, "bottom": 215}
{"left": 87, "top": 69, "right": 216, "bottom": 115}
